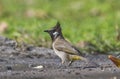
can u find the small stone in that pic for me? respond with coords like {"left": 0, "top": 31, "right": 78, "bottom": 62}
{"left": 75, "top": 72, "right": 80, "bottom": 75}
{"left": 113, "top": 76, "right": 117, "bottom": 79}
{"left": 33, "top": 65, "right": 44, "bottom": 69}
{"left": 6, "top": 66, "right": 12, "bottom": 70}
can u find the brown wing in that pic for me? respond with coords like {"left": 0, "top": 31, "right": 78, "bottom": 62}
{"left": 54, "top": 38, "right": 81, "bottom": 55}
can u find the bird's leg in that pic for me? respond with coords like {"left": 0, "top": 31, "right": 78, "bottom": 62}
{"left": 62, "top": 60, "right": 70, "bottom": 68}
{"left": 62, "top": 60, "right": 65, "bottom": 64}
{"left": 68, "top": 60, "right": 73, "bottom": 66}
{"left": 58, "top": 60, "right": 65, "bottom": 68}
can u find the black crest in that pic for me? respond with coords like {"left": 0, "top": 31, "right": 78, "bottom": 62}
{"left": 44, "top": 22, "right": 64, "bottom": 41}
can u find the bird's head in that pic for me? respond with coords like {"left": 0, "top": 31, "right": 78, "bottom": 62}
{"left": 44, "top": 22, "right": 64, "bottom": 41}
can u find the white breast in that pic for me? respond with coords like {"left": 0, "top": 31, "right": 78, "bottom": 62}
{"left": 52, "top": 43, "right": 68, "bottom": 62}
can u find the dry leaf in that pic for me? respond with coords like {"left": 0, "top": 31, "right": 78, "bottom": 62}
{"left": 108, "top": 55, "right": 120, "bottom": 68}
{"left": 0, "top": 21, "right": 8, "bottom": 33}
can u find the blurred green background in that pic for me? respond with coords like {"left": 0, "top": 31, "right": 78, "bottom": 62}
{"left": 0, "top": 0, "right": 120, "bottom": 54}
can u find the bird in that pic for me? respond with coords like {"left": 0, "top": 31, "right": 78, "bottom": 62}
{"left": 44, "top": 22, "right": 87, "bottom": 66}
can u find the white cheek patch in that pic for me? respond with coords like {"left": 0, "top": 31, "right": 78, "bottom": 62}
{"left": 53, "top": 32, "right": 59, "bottom": 38}
{"left": 53, "top": 32, "right": 59, "bottom": 36}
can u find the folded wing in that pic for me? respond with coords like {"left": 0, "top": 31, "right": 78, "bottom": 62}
{"left": 54, "top": 38, "right": 81, "bottom": 55}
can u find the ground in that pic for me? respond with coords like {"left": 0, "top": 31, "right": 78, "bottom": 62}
{"left": 0, "top": 36, "right": 120, "bottom": 79}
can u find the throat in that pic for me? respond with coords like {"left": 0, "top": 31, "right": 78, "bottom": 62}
{"left": 51, "top": 35, "right": 64, "bottom": 42}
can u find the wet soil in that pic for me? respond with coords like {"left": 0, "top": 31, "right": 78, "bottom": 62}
{"left": 0, "top": 36, "right": 119, "bottom": 79}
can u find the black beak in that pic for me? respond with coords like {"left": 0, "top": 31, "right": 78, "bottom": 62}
{"left": 44, "top": 30, "right": 49, "bottom": 32}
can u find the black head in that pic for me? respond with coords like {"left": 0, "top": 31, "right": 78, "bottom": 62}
{"left": 44, "top": 22, "right": 64, "bottom": 41}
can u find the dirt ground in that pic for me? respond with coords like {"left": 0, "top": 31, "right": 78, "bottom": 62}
{"left": 0, "top": 36, "right": 120, "bottom": 79}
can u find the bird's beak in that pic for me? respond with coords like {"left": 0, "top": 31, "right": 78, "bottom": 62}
{"left": 44, "top": 30, "right": 49, "bottom": 32}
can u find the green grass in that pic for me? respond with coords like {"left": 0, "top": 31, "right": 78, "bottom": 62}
{"left": 0, "top": 0, "right": 120, "bottom": 54}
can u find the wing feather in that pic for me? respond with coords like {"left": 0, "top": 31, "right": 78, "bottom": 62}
{"left": 54, "top": 38, "right": 81, "bottom": 55}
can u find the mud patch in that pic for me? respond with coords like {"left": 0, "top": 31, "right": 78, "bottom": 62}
{"left": 0, "top": 36, "right": 119, "bottom": 79}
